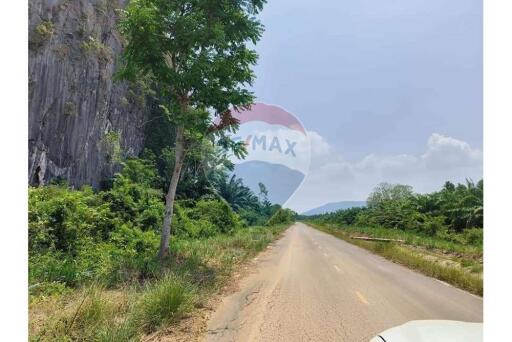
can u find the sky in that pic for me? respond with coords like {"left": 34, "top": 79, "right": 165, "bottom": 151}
{"left": 249, "top": 0, "right": 483, "bottom": 213}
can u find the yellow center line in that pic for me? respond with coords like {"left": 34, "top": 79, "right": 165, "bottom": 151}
{"left": 356, "top": 291, "right": 369, "bottom": 305}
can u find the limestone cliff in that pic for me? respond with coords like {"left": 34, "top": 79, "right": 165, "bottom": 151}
{"left": 28, "top": 0, "right": 150, "bottom": 188}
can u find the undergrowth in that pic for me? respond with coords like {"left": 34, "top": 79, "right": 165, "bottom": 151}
{"left": 29, "top": 224, "right": 289, "bottom": 341}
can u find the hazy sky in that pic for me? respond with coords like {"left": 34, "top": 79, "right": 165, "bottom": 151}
{"left": 250, "top": 0, "right": 483, "bottom": 212}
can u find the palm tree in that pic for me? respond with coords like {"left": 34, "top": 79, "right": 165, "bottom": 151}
{"left": 439, "top": 179, "right": 483, "bottom": 231}
{"left": 214, "top": 175, "right": 259, "bottom": 212}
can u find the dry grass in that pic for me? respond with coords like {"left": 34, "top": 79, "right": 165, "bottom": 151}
{"left": 307, "top": 222, "right": 483, "bottom": 296}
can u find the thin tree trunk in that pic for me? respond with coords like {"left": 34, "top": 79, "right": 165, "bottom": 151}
{"left": 158, "top": 125, "right": 186, "bottom": 260}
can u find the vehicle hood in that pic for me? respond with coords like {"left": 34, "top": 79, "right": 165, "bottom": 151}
{"left": 370, "top": 320, "right": 483, "bottom": 342}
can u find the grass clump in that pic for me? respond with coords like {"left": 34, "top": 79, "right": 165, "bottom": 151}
{"left": 135, "top": 275, "right": 196, "bottom": 333}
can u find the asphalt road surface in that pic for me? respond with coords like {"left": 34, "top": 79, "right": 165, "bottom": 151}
{"left": 205, "top": 222, "right": 483, "bottom": 342}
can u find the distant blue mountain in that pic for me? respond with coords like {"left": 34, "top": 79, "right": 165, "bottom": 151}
{"left": 232, "top": 160, "right": 305, "bottom": 206}
{"left": 301, "top": 201, "right": 366, "bottom": 216}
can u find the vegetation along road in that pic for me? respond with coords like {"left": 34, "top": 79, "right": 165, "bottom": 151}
{"left": 205, "top": 223, "right": 482, "bottom": 342}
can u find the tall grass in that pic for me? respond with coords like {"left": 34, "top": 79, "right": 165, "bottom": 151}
{"left": 30, "top": 224, "right": 290, "bottom": 341}
{"left": 311, "top": 222, "right": 483, "bottom": 258}
{"left": 136, "top": 275, "right": 196, "bottom": 333}
{"left": 308, "top": 222, "right": 483, "bottom": 296}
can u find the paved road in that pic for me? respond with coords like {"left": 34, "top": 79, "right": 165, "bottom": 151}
{"left": 205, "top": 223, "right": 482, "bottom": 342}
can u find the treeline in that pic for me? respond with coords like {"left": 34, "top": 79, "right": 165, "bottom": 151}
{"left": 306, "top": 180, "right": 483, "bottom": 246}
{"left": 29, "top": 156, "right": 295, "bottom": 290}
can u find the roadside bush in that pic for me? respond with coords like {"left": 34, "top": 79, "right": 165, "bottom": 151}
{"left": 191, "top": 199, "right": 241, "bottom": 233}
{"left": 173, "top": 202, "right": 216, "bottom": 238}
{"left": 464, "top": 228, "right": 483, "bottom": 246}
{"left": 173, "top": 199, "right": 241, "bottom": 238}
{"left": 238, "top": 208, "right": 266, "bottom": 227}
{"left": 419, "top": 216, "right": 446, "bottom": 236}
{"left": 28, "top": 158, "right": 165, "bottom": 288}
{"left": 266, "top": 208, "right": 296, "bottom": 226}
{"left": 335, "top": 206, "right": 366, "bottom": 225}
{"left": 103, "top": 158, "right": 165, "bottom": 233}
{"left": 29, "top": 252, "right": 78, "bottom": 286}
{"left": 28, "top": 185, "right": 109, "bottom": 255}
{"left": 29, "top": 158, "right": 247, "bottom": 289}
{"left": 436, "top": 228, "right": 467, "bottom": 245}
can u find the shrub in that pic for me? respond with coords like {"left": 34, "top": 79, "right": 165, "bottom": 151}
{"left": 238, "top": 208, "right": 267, "bottom": 227}
{"left": 191, "top": 199, "right": 241, "bottom": 234}
{"left": 266, "top": 208, "right": 296, "bottom": 226}
{"left": 81, "top": 36, "right": 113, "bottom": 63}
{"left": 29, "top": 20, "right": 54, "bottom": 48}
{"left": 29, "top": 281, "right": 70, "bottom": 297}
{"left": 173, "top": 199, "right": 241, "bottom": 238}
{"left": 29, "top": 252, "right": 78, "bottom": 286}
{"left": 335, "top": 207, "right": 365, "bottom": 225}
{"left": 464, "top": 228, "right": 483, "bottom": 246}
{"left": 28, "top": 159, "right": 246, "bottom": 290}
{"left": 29, "top": 158, "right": 165, "bottom": 288}
{"left": 103, "top": 158, "right": 165, "bottom": 233}
{"left": 420, "top": 216, "right": 446, "bottom": 236}
{"left": 28, "top": 185, "right": 109, "bottom": 255}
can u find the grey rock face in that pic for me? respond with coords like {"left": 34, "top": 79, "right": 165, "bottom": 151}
{"left": 29, "top": 0, "right": 150, "bottom": 188}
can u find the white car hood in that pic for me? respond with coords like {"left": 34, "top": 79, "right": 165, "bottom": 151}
{"left": 370, "top": 320, "right": 483, "bottom": 342}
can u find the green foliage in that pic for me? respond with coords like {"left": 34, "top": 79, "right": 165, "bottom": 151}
{"left": 118, "top": 0, "right": 267, "bottom": 258}
{"left": 102, "top": 158, "right": 165, "bottom": 233}
{"left": 29, "top": 157, "right": 251, "bottom": 289}
{"left": 464, "top": 228, "right": 483, "bottom": 245}
{"left": 309, "top": 179, "right": 483, "bottom": 247}
{"left": 266, "top": 208, "right": 297, "bottom": 226}
{"left": 28, "top": 160, "right": 153, "bottom": 286}
{"left": 192, "top": 199, "right": 241, "bottom": 234}
{"left": 211, "top": 174, "right": 281, "bottom": 226}
{"left": 214, "top": 175, "right": 259, "bottom": 211}
{"left": 118, "top": 0, "right": 266, "bottom": 173}
{"left": 366, "top": 182, "right": 414, "bottom": 208}
{"left": 102, "top": 131, "right": 122, "bottom": 163}
{"left": 173, "top": 202, "right": 217, "bottom": 238}
{"left": 118, "top": 0, "right": 264, "bottom": 113}
{"left": 28, "top": 185, "right": 109, "bottom": 255}
{"left": 173, "top": 199, "right": 241, "bottom": 238}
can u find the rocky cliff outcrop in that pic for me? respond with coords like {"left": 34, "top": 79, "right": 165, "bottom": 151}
{"left": 29, "top": 0, "right": 150, "bottom": 188}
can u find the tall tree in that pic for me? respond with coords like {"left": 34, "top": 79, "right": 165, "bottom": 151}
{"left": 366, "top": 183, "right": 414, "bottom": 208}
{"left": 119, "top": 0, "right": 266, "bottom": 260}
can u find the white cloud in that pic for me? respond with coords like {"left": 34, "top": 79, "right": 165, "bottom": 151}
{"left": 285, "top": 132, "right": 482, "bottom": 213}
{"left": 421, "top": 133, "right": 483, "bottom": 170}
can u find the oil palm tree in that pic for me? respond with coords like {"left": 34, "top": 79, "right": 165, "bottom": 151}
{"left": 214, "top": 175, "right": 259, "bottom": 212}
